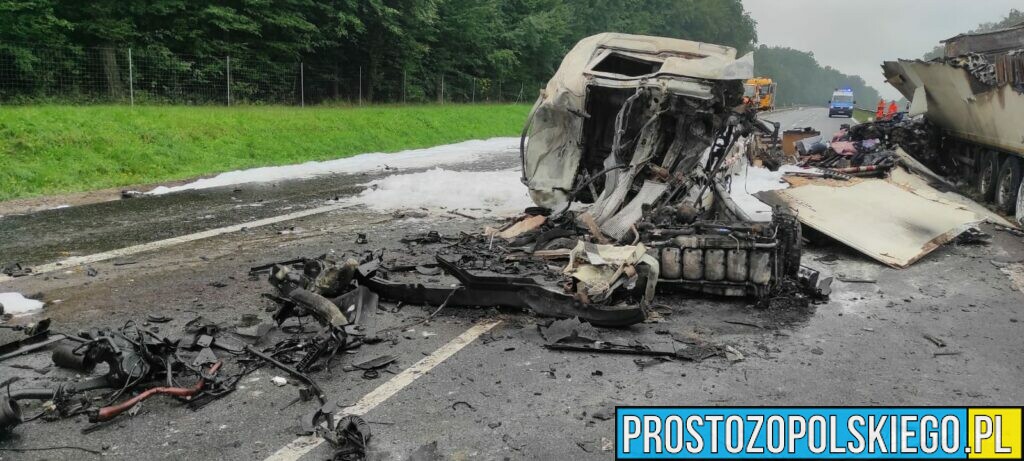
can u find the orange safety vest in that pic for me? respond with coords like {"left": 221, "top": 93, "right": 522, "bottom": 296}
{"left": 887, "top": 101, "right": 899, "bottom": 119}
{"left": 876, "top": 100, "right": 885, "bottom": 119}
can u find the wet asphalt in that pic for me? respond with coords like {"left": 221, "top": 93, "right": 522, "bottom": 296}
{"left": 0, "top": 153, "right": 518, "bottom": 267}
{"left": 0, "top": 107, "right": 1022, "bottom": 460}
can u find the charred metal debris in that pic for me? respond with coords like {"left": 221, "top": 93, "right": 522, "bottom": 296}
{"left": 0, "top": 268, "right": 379, "bottom": 449}
{"left": 237, "top": 36, "right": 831, "bottom": 332}
{"left": 789, "top": 120, "right": 921, "bottom": 179}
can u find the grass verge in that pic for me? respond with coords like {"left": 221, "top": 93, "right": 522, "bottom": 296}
{"left": 0, "top": 104, "right": 531, "bottom": 201}
{"left": 852, "top": 108, "right": 875, "bottom": 124}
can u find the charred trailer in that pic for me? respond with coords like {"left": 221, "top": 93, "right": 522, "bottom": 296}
{"left": 883, "top": 23, "right": 1024, "bottom": 225}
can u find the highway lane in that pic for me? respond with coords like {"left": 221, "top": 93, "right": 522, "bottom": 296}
{"left": 2, "top": 108, "right": 1023, "bottom": 460}
{"left": 762, "top": 106, "right": 853, "bottom": 138}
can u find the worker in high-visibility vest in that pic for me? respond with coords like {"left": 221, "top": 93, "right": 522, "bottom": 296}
{"left": 876, "top": 99, "right": 886, "bottom": 120}
{"left": 887, "top": 100, "right": 899, "bottom": 120}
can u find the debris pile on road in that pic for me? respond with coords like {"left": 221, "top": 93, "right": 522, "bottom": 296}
{"left": 0, "top": 289, "right": 387, "bottom": 445}
{"left": 262, "top": 34, "right": 837, "bottom": 330}
{"left": 788, "top": 123, "right": 902, "bottom": 179}
{"left": 754, "top": 115, "right": 1013, "bottom": 268}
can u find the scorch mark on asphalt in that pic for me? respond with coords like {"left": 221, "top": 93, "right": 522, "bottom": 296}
{"left": 264, "top": 320, "right": 503, "bottom": 461}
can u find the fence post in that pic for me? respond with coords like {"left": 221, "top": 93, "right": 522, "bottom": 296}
{"left": 403, "top": 69, "right": 407, "bottom": 104}
{"left": 300, "top": 62, "right": 305, "bottom": 107}
{"left": 358, "top": 66, "right": 362, "bottom": 105}
{"left": 471, "top": 77, "right": 475, "bottom": 104}
{"left": 226, "top": 56, "right": 232, "bottom": 106}
{"left": 127, "top": 48, "right": 134, "bottom": 107}
{"left": 440, "top": 74, "right": 444, "bottom": 104}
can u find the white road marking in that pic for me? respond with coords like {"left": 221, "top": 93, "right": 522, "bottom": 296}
{"left": 265, "top": 320, "right": 502, "bottom": 461}
{"left": 0, "top": 203, "right": 354, "bottom": 284}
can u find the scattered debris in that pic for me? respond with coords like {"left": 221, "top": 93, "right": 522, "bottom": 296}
{"left": 540, "top": 317, "right": 600, "bottom": 343}
{"left": 724, "top": 345, "right": 745, "bottom": 362}
{"left": 955, "top": 228, "right": 992, "bottom": 245}
{"left": 146, "top": 314, "right": 173, "bottom": 323}
{"left": 1, "top": 263, "right": 32, "bottom": 278}
{"left": 923, "top": 334, "right": 946, "bottom": 348}
{"left": 837, "top": 276, "right": 877, "bottom": 284}
{"left": 345, "top": 355, "right": 397, "bottom": 381}
{"left": 546, "top": 340, "right": 685, "bottom": 360}
{"left": 723, "top": 320, "right": 765, "bottom": 329}
{"left": 320, "top": 415, "right": 371, "bottom": 461}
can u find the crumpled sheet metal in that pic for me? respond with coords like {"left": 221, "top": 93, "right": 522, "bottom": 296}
{"left": 882, "top": 59, "right": 1024, "bottom": 156}
{"left": 756, "top": 175, "right": 985, "bottom": 268}
{"left": 565, "top": 241, "right": 659, "bottom": 303}
{"left": 524, "top": 32, "right": 753, "bottom": 208}
{"left": 891, "top": 148, "right": 1013, "bottom": 227}
{"left": 599, "top": 180, "right": 669, "bottom": 240}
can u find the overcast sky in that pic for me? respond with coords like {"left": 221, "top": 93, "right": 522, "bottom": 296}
{"left": 742, "top": 0, "right": 1021, "bottom": 99}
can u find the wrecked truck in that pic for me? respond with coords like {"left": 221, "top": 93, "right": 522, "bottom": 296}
{"left": 520, "top": 33, "right": 811, "bottom": 299}
{"left": 883, "top": 22, "right": 1024, "bottom": 224}
{"left": 235, "top": 34, "right": 824, "bottom": 337}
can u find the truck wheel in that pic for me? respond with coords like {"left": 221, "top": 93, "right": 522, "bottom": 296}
{"left": 995, "top": 157, "right": 1022, "bottom": 214}
{"left": 1017, "top": 179, "right": 1024, "bottom": 227}
{"left": 977, "top": 153, "right": 1000, "bottom": 202}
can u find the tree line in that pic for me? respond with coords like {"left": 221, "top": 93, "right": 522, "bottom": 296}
{"left": 0, "top": 0, "right": 757, "bottom": 104}
{"left": 753, "top": 45, "right": 882, "bottom": 109}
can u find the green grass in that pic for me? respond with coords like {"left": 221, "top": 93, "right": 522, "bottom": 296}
{"left": 0, "top": 104, "right": 531, "bottom": 201}
{"left": 852, "top": 108, "right": 875, "bottom": 124}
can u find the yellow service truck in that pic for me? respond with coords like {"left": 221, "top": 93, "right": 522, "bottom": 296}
{"left": 743, "top": 77, "right": 777, "bottom": 112}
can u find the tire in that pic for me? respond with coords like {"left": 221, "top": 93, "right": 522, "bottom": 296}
{"left": 995, "top": 157, "right": 1022, "bottom": 214}
{"left": 1017, "top": 179, "right": 1024, "bottom": 227}
{"left": 977, "top": 153, "right": 1000, "bottom": 202}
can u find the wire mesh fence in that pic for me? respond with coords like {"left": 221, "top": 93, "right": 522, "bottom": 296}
{"left": 0, "top": 45, "right": 534, "bottom": 106}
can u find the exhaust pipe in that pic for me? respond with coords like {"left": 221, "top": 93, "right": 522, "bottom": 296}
{"left": 52, "top": 345, "right": 97, "bottom": 372}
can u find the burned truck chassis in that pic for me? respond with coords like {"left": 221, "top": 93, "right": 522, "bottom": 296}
{"left": 543, "top": 76, "right": 807, "bottom": 298}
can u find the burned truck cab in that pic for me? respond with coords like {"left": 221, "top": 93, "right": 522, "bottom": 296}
{"left": 521, "top": 33, "right": 751, "bottom": 210}
{"left": 521, "top": 33, "right": 810, "bottom": 300}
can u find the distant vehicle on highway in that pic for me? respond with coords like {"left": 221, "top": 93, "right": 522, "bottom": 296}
{"left": 743, "top": 77, "right": 777, "bottom": 112}
{"left": 827, "top": 88, "right": 855, "bottom": 118}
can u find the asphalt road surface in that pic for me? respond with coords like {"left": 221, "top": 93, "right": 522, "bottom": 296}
{"left": 1, "top": 107, "right": 1022, "bottom": 460}
{"left": 765, "top": 106, "right": 854, "bottom": 136}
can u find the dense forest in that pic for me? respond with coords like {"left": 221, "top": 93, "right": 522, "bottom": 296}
{"left": 17, "top": 0, "right": 995, "bottom": 107}
{"left": 753, "top": 46, "right": 882, "bottom": 108}
{"left": 0, "top": 0, "right": 758, "bottom": 103}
